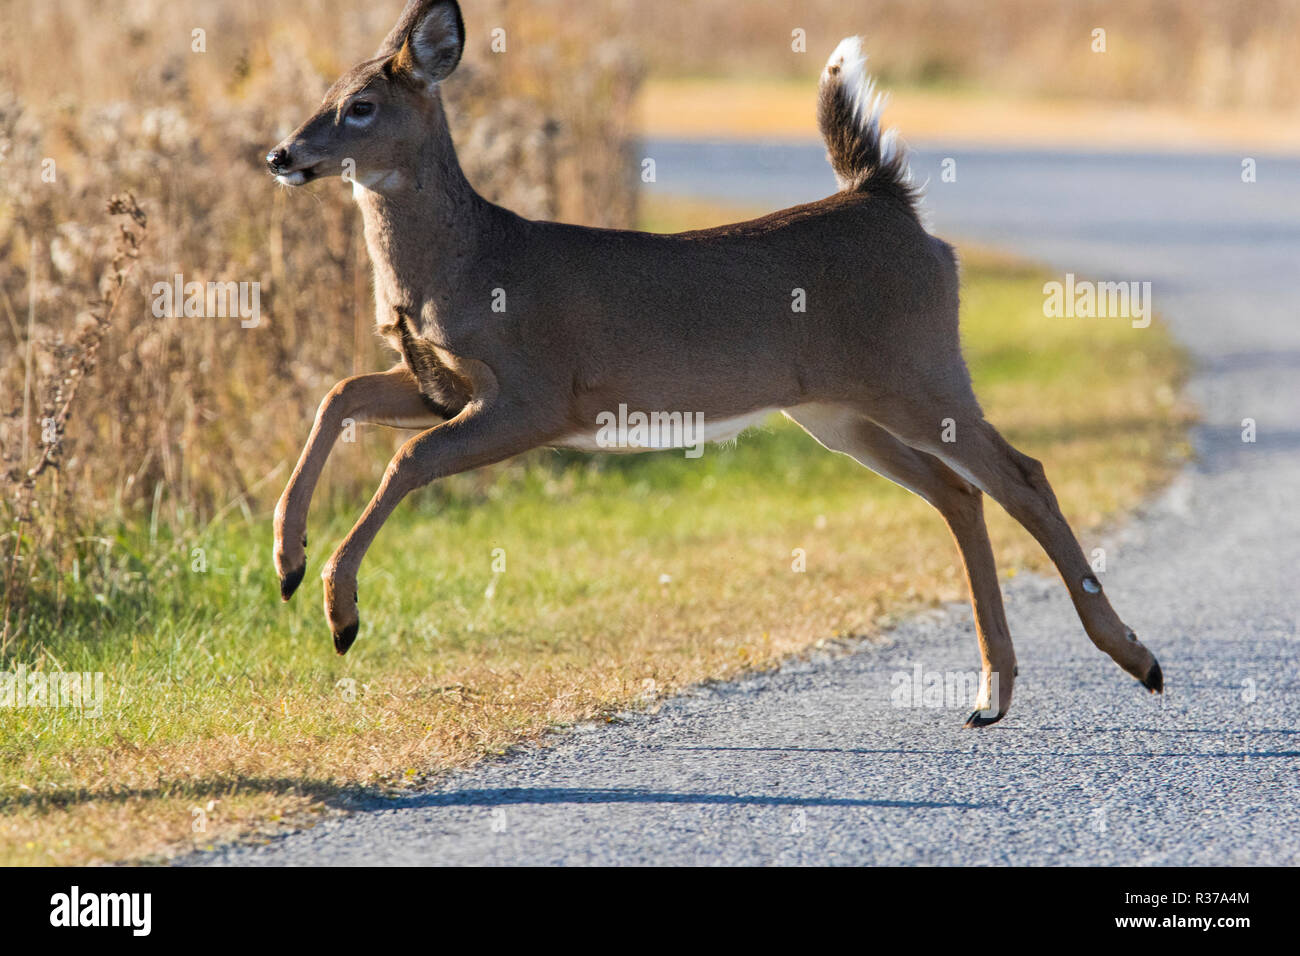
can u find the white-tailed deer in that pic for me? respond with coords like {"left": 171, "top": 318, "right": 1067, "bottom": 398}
{"left": 267, "top": 0, "right": 1162, "bottom": 726}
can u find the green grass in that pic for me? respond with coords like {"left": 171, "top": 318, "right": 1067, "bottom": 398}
{"left": 0, "top": 203, "right": 1190, "bottom": 865}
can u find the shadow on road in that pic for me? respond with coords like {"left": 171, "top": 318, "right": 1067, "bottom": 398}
{"left": 670, "top": 745, "right": 1300, "bottom": 759}
{"left": 385, "top": 787, "right": 983, "bottom": 811}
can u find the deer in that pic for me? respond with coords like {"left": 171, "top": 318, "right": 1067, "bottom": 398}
{"left": 265, "top": 0, "right": 1163, "bottom": 727}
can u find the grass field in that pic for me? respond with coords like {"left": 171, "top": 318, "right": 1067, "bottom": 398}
{"left": 0, "top": 196, "right": 1191, "bottom": 865}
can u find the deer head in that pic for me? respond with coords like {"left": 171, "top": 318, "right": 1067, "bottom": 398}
{"left": 265, "top": 0, "right": 465, "bottom": 191}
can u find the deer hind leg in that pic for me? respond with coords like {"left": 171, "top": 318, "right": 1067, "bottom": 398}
{"left": 868, "top": 396, "right": 1162, "bottom": 695}
{"left": 274, "top": 364, "right": 444, "bottom": 601}
{"left": 785, "top": 404, "right": 1017, "bottom": 726}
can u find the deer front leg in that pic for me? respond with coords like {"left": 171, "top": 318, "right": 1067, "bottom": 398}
{"left": 274, "top": 365, "right": 443, "bottom": 600}
{"left": 321, "top": 402, "right": 550, "bottom": 654}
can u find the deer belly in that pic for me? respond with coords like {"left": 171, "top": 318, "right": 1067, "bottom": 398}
{"left": 553, "top": 408, "right": 776, "bottom": 454}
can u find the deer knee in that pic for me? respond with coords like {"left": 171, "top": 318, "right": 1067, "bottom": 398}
{"left": 1018, "top": 453, "right": 1047, "bottom": 488}
{"left": 1016, "top": 453, "right": 1068, "bottom": 515}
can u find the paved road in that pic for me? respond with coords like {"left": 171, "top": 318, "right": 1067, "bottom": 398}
{"left": 197, "top": 142, "right": 1300, "bottom": 865}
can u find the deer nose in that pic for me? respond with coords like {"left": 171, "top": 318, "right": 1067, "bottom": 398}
{"left": 266, "top": 148, "right": 291, "bottom": 172}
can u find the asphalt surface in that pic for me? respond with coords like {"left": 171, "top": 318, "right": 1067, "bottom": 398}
{"left": 195, "top": 143, "right": 1300, "bottom": 865}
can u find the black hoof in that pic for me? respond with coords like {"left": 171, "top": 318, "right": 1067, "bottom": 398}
{"left": 280, "top": 564, "right": 305, "bottom": 601}
{"left": 333, "top": 621, "right": 359, "bottom": 655}
{"left": 1142, "top": 658, "right": 1163, "bottom": 694}
{"left": 963, "top": 709, "right": 1004, "bottom": 729}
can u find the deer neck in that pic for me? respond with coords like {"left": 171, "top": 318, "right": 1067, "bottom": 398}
{"left": 352, "top": 113, "right": 486, "bottom": 316}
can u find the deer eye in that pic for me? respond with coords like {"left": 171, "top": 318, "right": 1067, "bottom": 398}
{"left": 348, "top": 101, "right": 375, "bottom": 118}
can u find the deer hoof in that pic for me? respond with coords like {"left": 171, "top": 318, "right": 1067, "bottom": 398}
{"left": 333, "top": 620, "right": 360, "bottom": 655}
{"left": 963, "top": 709, "right": 1004, "bottom": 729}
{"left": 279, "top": 564, "right": 306, "bottom": 602}
{"left": 1142, "top": 657, "right": 1164, "bottom": 694}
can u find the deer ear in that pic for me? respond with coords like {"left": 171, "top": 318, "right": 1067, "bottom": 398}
{"left": 390, "top": 0, "right": 465, "bottom": 87}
